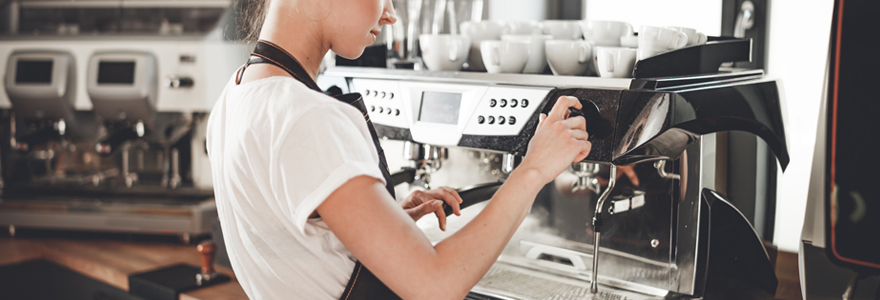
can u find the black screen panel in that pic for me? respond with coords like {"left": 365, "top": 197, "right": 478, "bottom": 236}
{"left": 15, "top": 60, "right": 53, "bottom": 84}
{"left": 826, "top": 0, "right": 880, "bottom": 271}
{"left": 97, "top": 61, "right": 136, "bottom": 84}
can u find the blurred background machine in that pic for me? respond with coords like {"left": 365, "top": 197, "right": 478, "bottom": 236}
{"left": 0, "top": 0, "right": 249, "bottom": 241}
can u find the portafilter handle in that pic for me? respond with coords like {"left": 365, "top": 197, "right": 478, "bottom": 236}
{"left": 96, "top": 120, "right": 145, "bottom": 156}
{"left": 440, "top": 181, "right": 503, "bottom": 216}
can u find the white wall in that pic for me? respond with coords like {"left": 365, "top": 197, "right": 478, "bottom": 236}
{"left": 767, "top": 0, "right": 834, "bottom": 252}
{"left": 584, "top": 0, "right": 723, "bottom": 36}
{"left": 581, "top": 0, "right": 836, "bottom": 252}
{"left": 488, "top": 0, "right": 546, "bottom": 21}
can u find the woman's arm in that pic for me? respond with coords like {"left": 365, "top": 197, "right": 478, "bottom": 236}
{"left": 317, "top": 96, "right": 591, "bottom": 300}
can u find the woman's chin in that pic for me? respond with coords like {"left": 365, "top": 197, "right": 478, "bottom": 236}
{"left": 333, "top": 47, "right": 366, "bottom": 60}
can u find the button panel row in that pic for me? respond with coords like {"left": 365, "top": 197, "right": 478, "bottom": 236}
{"left": 488, "top": 98, "right": 529, "bottom": 108}
{"left": 370, "top": 106, "right": 401, "bottom": 116}
{"left": 364, "top": 89, "right": 394, "bottom": 99}
{"left": 477, "top": 115, "right": 517, "bottom": 125}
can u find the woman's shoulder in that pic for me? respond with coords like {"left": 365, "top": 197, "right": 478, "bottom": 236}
{"left": 228, "top": 76, "right": 363, "bottom": 120}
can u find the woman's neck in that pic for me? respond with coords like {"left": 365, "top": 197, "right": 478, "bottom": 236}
{"left": 257, "top": 3, "right": 330, "bottom": 82}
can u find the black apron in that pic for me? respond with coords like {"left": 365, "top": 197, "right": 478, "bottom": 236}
{"left": 237, "top": 40, "right": 402, "bottom": 300}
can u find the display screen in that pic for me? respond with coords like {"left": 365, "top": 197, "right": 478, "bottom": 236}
{"left": 827, "top": 0, "right": 880, "bottom": 270}
{"left": 15, "top": 60, "right": 53, "bottom": 84}
{"left": 97, "top": 61, "right": 136, "bottom": 84}
{"left": 418, "top": 91, "right": 461, "bottom": 125}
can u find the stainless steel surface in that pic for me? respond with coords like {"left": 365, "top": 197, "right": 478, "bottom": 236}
{"left": 569, "top": 162, "right": 601, "bottom": 194}
{"left": 325, "top": 66, "right": 633, "bottom": 89}
{"left": 591, "top": 164, "right": 616, "bottom": 294}
{"left": 653, "top": 160, "right": 680, "bottom": 180}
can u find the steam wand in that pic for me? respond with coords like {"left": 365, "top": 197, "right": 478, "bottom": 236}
{"left": 590, "top": 164, "right": 617, "bottom": 294}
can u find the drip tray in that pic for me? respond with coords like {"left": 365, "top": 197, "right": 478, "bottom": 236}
{"left": 470, "top": 263, "right": 664, "bottom": 300}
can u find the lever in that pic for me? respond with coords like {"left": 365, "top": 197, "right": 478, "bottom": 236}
{"left": 441, "top": 181, "right": 503, "bottom": 216}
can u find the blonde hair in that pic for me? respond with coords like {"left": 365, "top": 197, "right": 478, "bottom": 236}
{"left": 236, "top": 0, "right": 270, "bottom": 42}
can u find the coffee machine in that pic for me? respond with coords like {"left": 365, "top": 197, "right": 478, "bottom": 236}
{"left": 0, "top": 0, "right": 249, "bottom": 241}
{"left": 319, "top": 37, "right": 790, "bottom": 299}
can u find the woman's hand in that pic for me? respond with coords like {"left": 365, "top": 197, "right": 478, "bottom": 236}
{"left": 519, "top": 96, "right": 593, "bottom": 184}
{"left": 400, "top": 187, "right": 463, "bottom": 231}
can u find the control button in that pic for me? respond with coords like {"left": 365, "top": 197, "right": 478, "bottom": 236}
{"left": 365, "top": 90, "right": 372, "bottom": 96}
{"left": 509, "top": 116, "right": 516, "bottom": 125}
{"left": 395, "top": 109, "right": 400, "bottom": 116}
{"left": 381, "top": 92, "right": 387, "bottom": 98}
{"left": 370, "top": 105, "right": 376, "bottom": 112}
{"left": 521, "top": 99, "right": 529, "bottom": 108}
{"left": 489, "top": 99, "right": 497, "bottom": 107}
{"left": 378, "top": 107, "right": 384, "bottom": 113}
{"left": 510, "top": 99, "right": 518, "bottom": 108}
{"left": 386, "top": 107, "right": 392, "bottom": 114}
{"left": 389, "top": 92, "right": 394, "bottom": 99}
{"left": 478, "top": 115, "right": 486, "bottom": 124}
{"left": 500, "top": 99, "right": 507, "bottom": 107}
{"left": 488, "top": 116, "right": 495, "bottom": 124}
{"left": 498, "top": 116, "right": 506, "bottom": 125}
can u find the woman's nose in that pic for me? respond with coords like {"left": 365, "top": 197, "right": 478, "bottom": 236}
{"left": 382, "top": 0, "right": 398, "bottom": 25}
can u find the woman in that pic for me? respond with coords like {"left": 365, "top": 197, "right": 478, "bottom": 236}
{"left": 206, "top": 0, "right": 592, "bottom": 299}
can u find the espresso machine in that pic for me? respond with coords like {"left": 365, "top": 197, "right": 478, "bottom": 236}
{"left": 319, "top": 36, "right": 790, "bottom": 299}
{"left": 0, "top": 0, "right": 249, "bottom": 241}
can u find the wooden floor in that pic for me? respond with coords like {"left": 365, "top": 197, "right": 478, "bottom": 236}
{"left": 775, "top": 250, "right": 804, "bottom": 300}
{"left": 0, "top": 237, "right": 248, "bottom": 300}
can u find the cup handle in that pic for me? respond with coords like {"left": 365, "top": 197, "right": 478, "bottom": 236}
{"left": 670, "top": 32, "right": 688, "bottom": 49}
{"left": 449, "top": 41, "right": 459, "bottom": 62}
{"left": 604, "top": 54, "right": 614, "bottom": 73}
{"left": 578, "top": 43, "right": 590, "bottom": 63}
{"left": 491, "top": 44, "right": 501, "bottom": 66}
{"left": 623, "top": 23, "right": 634, "bottom": 37}
{"left": 695, "top": 32, "right": 708, "bottom": 45}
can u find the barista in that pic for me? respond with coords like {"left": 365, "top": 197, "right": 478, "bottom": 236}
{"left": 206, "top": 0, "right": 592, "bottom": 299}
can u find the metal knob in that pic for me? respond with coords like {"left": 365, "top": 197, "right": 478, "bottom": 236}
{"left": 165, "top": 76, "right": 194, "bottom": 88}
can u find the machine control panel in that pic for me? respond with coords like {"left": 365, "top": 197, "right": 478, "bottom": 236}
{"left": 352, "top": 78, "right": 551, "bottom": 147}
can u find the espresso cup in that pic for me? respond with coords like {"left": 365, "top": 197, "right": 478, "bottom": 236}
{"left": 419, "top": 34, "right": 471, "bottom": 71}
{"left": 636, "top": 25, "right": 688, "bottom": 60}
{"left": 501, "top": 34, "right": 552, "bottom": 74}
{"left": 595, "top": 46, "right": 637, "bottom": 78}
{"left": 461, "top": 20, "right": 507, "bottom": 71}
{"left": 545, "top": 40, "right": 592, "bottom": 76}
{"left": 666, "top": 26, "right": 708, "bottom": 46}
{"left": 480, "top": 40, "right": 530, "bottom": 74}
{"left": 541, "top": 20, "right": 583, "bottom": 40}
{"left": 502, "top": 20, "right": 543, "bottom": 35}
{"left": 580, "top": 20, "right": 634, "bottom": 47}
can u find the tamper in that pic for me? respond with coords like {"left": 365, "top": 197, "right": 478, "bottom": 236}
{"left": 196, "top": 240, "right": 219, "bottom": 285}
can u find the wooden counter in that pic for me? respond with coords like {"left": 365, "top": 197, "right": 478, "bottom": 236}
{"left": 0, "top": 237, "right": 247, "bottom": 300}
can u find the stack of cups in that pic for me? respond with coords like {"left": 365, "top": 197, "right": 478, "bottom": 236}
{"left": 579, "top": 20, "right": 637, "bottom": 78}
{"left": 543, "top": 20, "right": 592, "bottom": 76}
{"left": 462, "top": 20, "right": 548, "bottom": 74}
{"left": 419, "top": 34, "right": 472, "bottom": 71}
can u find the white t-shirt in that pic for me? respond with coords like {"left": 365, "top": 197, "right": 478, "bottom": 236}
{"left": 206, "top": 75, "right": 387, "bottom": 300}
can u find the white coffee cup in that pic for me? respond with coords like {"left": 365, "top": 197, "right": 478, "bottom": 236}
{"left": 501, "top": 34, "right": 552, "bottom": 74}
{"left": 502, "top": 20, "right": 543, "bottom": 35}
{"left": 541, "top": 20, "right": 583, "bottom": 40}
{"left": 480, "top": 40, "right": 530, "bottom": 74}
{"left": 637, "top": 25, "right": 688, "bottom": 61}
{"left": 619, "top": 33, "right": 639, "bottom": 48}
{"left": 419, "top": 34, "right": 471, "bottom": 71}
{"left": 461, "top": 20, "right": 507, "bottom": 71}
{"left": 665, "top": 26, "right": 708, "bottom": 46}
{"left": 595, "top": 47, "right": 637, "bottom": 78}
{"left": 580, "top": 20, "right": 634, "bottom": 47}
{"left": 545, "top": 40, "right": 592, "bottom": 76}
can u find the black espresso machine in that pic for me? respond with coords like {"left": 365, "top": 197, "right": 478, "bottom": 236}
{"left": 319, "top": 37, "right": 790, "bottom": 299}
